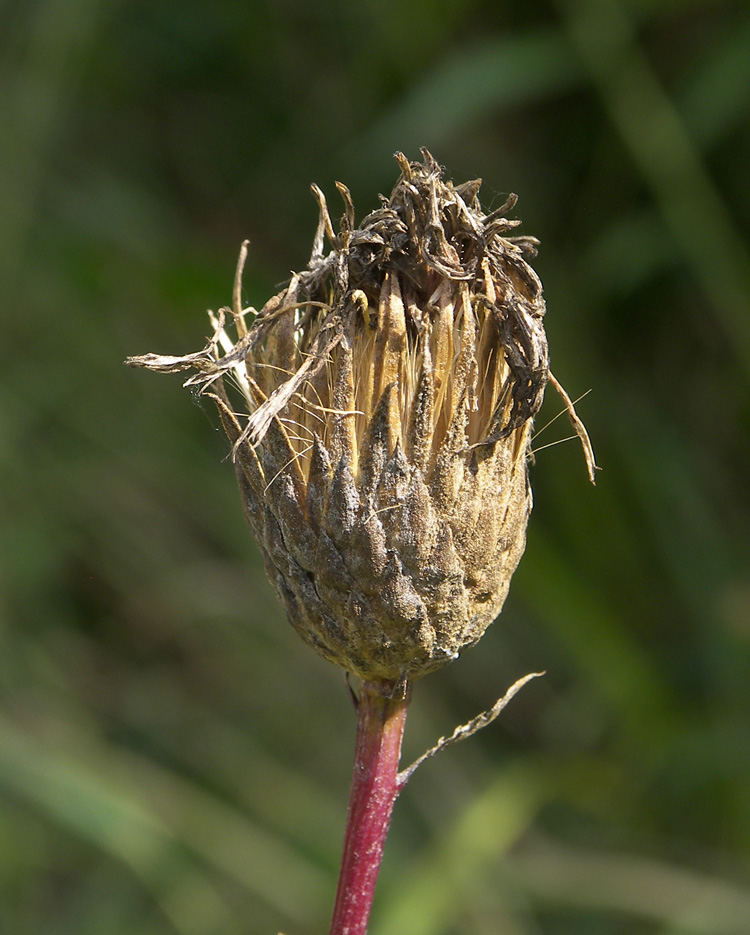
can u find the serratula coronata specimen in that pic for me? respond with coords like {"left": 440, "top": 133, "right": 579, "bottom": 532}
{"left": 128, "top": 151, "right": 596, "bottom": 935}
{"left": 128, "top": 150, "right": 550, "bottom": 682}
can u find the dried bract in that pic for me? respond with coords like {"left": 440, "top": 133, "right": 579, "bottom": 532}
{"left": 128, "top": 150, "right": 555, "bottom": 681}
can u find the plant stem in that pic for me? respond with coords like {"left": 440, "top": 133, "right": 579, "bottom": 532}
{"left": 329, "top": 678, "right": 411, "bottom": 935}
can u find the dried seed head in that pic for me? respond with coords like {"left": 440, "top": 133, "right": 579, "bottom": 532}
{"left": 128, "top": 150, "right": 552, "bottom": 681}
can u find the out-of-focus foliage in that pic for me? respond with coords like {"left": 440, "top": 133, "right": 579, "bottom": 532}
{"left": 2, "top": 0, "right": 750, "bottom": 932}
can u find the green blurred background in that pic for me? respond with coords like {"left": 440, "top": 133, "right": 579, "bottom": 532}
{"left": 2, "top": 0, "right": 750, "bottom": 932}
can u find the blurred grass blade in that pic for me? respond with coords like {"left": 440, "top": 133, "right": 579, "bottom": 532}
{"left": 0, "top": 0, "right": 104, "bottom": 283}
{"left": 346, "top": 30, "right": 583, "bottom": 174}
{"left": 512, "top": 834, "right": 750, "bottom": 934}
{"left": 0, "top": 710, "right": 328, "bottom": 930}
{"left": 372, "top": 765, "right": 546, "bottom": 935}
{"left": 553, "top": 0, "right": 750, "bottom": 371}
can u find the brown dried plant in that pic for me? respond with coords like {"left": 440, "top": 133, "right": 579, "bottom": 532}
{"left": 127, "top": 151, "right": 596, "bottom": 934}
{"left": 128, "top": 150, "right": 594, "bottom": 683}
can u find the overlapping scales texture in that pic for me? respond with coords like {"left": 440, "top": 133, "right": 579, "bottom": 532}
{"left": 129, "top": 151, "right": 549, "bottom": 681}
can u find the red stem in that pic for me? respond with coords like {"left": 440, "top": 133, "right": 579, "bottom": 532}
{"left": 329, "top": 678, "right": 411, "bottom": 935}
